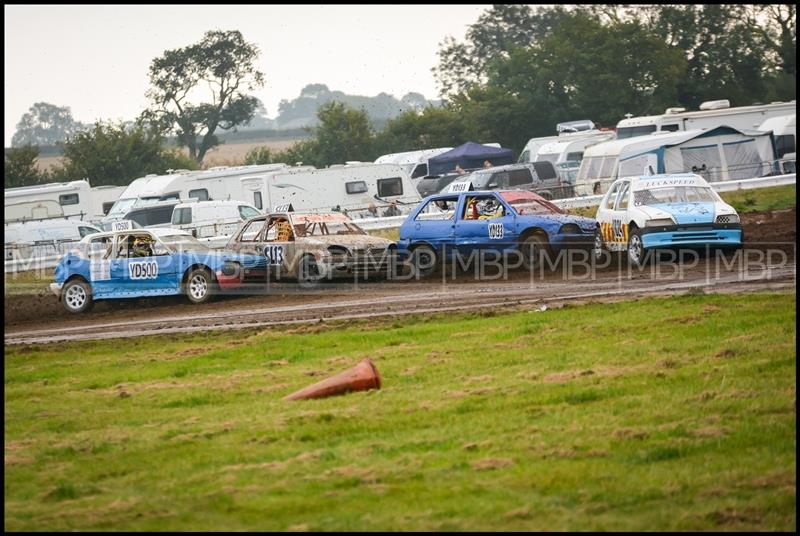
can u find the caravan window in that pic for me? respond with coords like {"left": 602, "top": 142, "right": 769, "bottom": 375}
{"left": 59, "top": 194, "right": 79, "bottom": 206}
{"left": 346, "top": 181, "right": 368, "bottom": 194}
{"left": 238, "top": 205, "right": 260, "bottom": 220}
{"left": 775, "top": 135, "right": 795, "bottom": 158}
{"left": 189, "top": 188, "right": 209, "bottom": 201}
{"left": 102, "top": 201, "right": 115, "bottom": 215}
{"left": 616, "top": 125, "right": 657, "bottom": 139}
{"left": 565, "top": 151, "right": 584, "bottom": 162}
{"left": 172, "top": 207, "right": 192, "bottom": 225}
{"left": 253, "top": 192, "right": 263, "bottom": 210}
{"left": 661, "top": 124, "right": 680, "bottom": 132}
{"left": 410, "top": 164, "right": 428, "bottom": 179}
{"left": 377, "top": 177, "right": 403, "bottom": 197}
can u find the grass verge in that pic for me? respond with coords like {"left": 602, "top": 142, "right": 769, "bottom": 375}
{"left": 4, "top": 291, "right": 796, "bottom": 531}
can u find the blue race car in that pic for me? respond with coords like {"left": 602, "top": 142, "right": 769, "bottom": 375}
{"left": 50, "top": 226, "right": 265, "bottom": 313}
{"left": 398, "top": 190, "right": 596, "bottom": 275}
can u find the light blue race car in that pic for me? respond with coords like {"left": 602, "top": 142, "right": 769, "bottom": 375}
{"left": 594, "top": 173, "right": 742, "bottom": 266}
{"left": 50, "top": 226, "right": 265, "bottom": 313}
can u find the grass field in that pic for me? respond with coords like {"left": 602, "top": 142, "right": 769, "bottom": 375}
{"left": 4, "top": 291, "right": 796, "bottom": 531}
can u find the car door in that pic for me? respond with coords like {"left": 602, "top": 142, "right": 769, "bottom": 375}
{"left": 260, "top": 216, "right": 297, "bottom": 279}
{"left": 407, "top": 196, "right": 458, "bottom": 259}
{"left": 454, "top": 193, "right": 518, "bottom": 258}
{"left": 108, "top": 232, "right": 178, "bottom": 295}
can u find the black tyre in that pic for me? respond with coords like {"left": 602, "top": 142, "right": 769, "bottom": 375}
{"left": 61, "top": 278, "right": 94, "bottom": 314}
{"left": 184, "top": 267, "right": 215, "bottom": 304}
{"left": 410, "top": 245, "right": 437, "bottom": 278}
{"left": 627, "top": 226, "right": 647, "bottom": 268}
{"left": 593, "top": 227, "right": 608, "bottom": 262}
{"left": 521, "top": 234, "right": 550, "bottom": 270}
{"left": 296, "top": 255, "right": 323, "bottom": 288}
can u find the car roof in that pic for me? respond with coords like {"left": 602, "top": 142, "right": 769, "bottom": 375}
{"left": 81, "top": 227, "right": 193, "bottom": 241}
{"left": 614, "top": 173, "right": 710, "bottom": 190}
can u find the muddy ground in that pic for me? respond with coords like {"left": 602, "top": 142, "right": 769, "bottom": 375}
{"left": 4, "top": 208, "right": 796, "bottom": 341}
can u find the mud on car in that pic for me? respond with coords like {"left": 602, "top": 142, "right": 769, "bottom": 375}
{"left": 594, "top": 173, "right": 742, "bottom": 267}
{"left": 50, "top": 226, "right": 265, "bottom": 313}
{"left": 226, "top": 211, "right": 399, "bottom": 285}
{"left": 398, "top": 190, "right": 596, "bottom": 276}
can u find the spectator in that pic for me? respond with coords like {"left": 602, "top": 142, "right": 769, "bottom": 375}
{"left": 483, "top": 160, "right": 493, "bottom": 168}
{"left": 455, "top": 164, "right": 466, "bottom": 175}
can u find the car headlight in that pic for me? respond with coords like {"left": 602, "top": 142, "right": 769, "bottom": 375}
{"left": 559, "top": 223, "right": 581, "bottom": 234}
{"left": 645, "top": 218, "right": 675, "bottom": 227}
{"left": 221, "top": 261, "right": 239, "bottom": 276}
{"left": 327, "top": 246, "right": 348, "bottom": 262}
{"left": 715, "top": 214, "right": 739, "bottom": 224}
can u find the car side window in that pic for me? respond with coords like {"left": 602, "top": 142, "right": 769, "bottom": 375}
{"left": 615, "top": 181, "right": 631, "bottom": 210}
{"left": 265, "top": 217, "right": 294, "bottom": 242}
{"left": 88, "top": 237, "right": 113, "bottom": 260}
{"left": 463, "top": 195, "right": 505, "bottom": 220}
{"left": 603, "top": 182, "right": 622, "bottom": 210}
{"left": 415, "top": 197, "right": 457, "bottom": 221}
{"left": 239, "top": 219, "right": 267, "bottom": 241}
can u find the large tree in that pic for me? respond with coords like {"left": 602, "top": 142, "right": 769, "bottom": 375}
{"left": 144, "top": 30, "right": 265, "bottom": 164}
{"left": 12, "top": 102, "right": 86, "bottom": 147}
{"left": 53, "top": 121, "right": 198, "bottom": 186}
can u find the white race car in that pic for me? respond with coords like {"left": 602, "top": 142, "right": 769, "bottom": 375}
{"left": 594, "top": 173, "right": 742, "bottom": 266}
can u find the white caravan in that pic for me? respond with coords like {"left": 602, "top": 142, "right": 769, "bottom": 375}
{"left": 89, "top": 185, "right": 127, "bottom": 220}
{"left": 240, "top": 163, "right": 421, "bottom": 219}
{"left": 374, "top": 147, "right": 453, "bottom": 181}
{"left": 616, "top": 99, "right": 796, "bottom": 139}
{"left": 518, "top": 120, "right": 610, "bottom": 164}
{"left": 5, "top": 180, "right": 93, "bottom": 223}
{"left": 574, "top": 126, "right": 775, "bottom": 195}
{"left": 757, "top": 114, "right": 796, "bottom": 159}
{"left": 4, "top": 218, "right": 102, "bottom": 266}
{"left": 102, "top": 164, "right": 292, "bottom": 226}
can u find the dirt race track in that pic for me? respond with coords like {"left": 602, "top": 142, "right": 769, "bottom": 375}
{"left": 4, "top": 208, "right": 796, "bottom": 345}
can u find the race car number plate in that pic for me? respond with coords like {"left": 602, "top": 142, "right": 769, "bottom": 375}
{"left": 264, "top": 245, "right": 285, "bottom": 265}
{"left": 488, "top": 222, "right": 504, "bottom": 239}
{"left": 128, "top": 260, "right": 158, "bottom": 279}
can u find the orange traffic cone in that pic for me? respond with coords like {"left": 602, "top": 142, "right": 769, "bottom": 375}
{"left": 283, "top": 358, "right": 382, "bottom": 401}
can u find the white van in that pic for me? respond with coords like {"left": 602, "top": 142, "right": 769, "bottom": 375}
{"left": 241, "top": 163, "right": 422, "bottom": 219}
{"left": 5, "top": 218, "right": 102, "bottom": 263}
{"left": 374, "top": 147, "right": 453, "bottom": 182}
{"left": 102, "top": 164, "right": 292, "bottom": 227}
{"left": 171, "top": 200, "right": 262, "bottom": 241}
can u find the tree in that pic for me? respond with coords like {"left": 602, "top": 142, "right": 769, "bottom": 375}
{"left": 11, "top": 102, "right": 86, "bottom": 147}
{"left": 4, "top": 145, "right": 44, "bottom": 188}
{"left": 54, "top": 121, "right": 198, "bottom": 186}
{"left": 313, "top": 101, "right": 375, "bottom": 166}
{"left": 433, "top": 5, "right": 572, "bottom": 97}
{"left": 144, "top": 30, "right": 265, "bottom": 164}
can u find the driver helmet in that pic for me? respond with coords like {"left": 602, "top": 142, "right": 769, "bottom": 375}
{"left": 478, "top": 198, "right": 500, "bottom": 216}
{"left": 132, "top": 235, "right": 155, "bottom": 256}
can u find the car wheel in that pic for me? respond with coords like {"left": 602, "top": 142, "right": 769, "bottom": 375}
{"left": 185, "top": 267, "right": 214, "bottom": 304}
{"left": 521, "top": 234, "right": 549, "bottom": 270}
{"left": 593, "top": 227, "right": 608, "bottom": 262}
{"left": 410, "top": 245, "right": 437, "bottom": 278}
{"left": 297, "top": 255, "right": 323, "bottom": 288}
{"left": 627, "top": 227, "right": 647, "bottom": 268}
{"left": 62, "top": 278, "right": 94, "bottom": 314}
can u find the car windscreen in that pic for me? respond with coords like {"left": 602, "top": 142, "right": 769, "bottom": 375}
{"left": 106, "top": 198, "right": 137, "bottom": 218}
{"left": 633, "top": 186, "right": 717, "bottom": 206}
{"left": 500, "top": 192, "right": 564, "bottom": 215}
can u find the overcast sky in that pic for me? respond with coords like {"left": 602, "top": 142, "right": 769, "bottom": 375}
{"left": 4, "top": 4, "right": 492, "bottom": 146}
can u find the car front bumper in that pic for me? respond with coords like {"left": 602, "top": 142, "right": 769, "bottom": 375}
{"left": 641, "top": 223, "right": 742, "bottom": 249}
{"left": 50, "top": 282, "right": 63, "bottom": 297}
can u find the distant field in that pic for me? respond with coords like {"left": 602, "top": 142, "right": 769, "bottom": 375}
{"left": 4, "top": 292, "right": 796, "bottom": 531}
{"left": 34, "top": 138, "right": 303, "bottom": 172}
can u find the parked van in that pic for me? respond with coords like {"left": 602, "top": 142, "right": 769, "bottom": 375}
{"left": 757, "top": 114, "right": 795, "bottom": 159}
{"left": 171, "top": 200, "right": 262, "bottom": 240}
{"left": 5, "top": 218, "right": 101, "bottom": 264}
{"left": 518, "top": 120, "right": 603, "bottom": 163}
{"left": 616, "top": 99, "right": 796, "bottom": 139}
{"left": 374, "top": 147, "right": 453, "bottom": 181}
{"left": 5, "top": 180, "right": 93, "bottom": 223}
{"left": 444, "top": 162, "right": 574, "bottom": 200}
{"left": 240, "top": 163, "right": 422, "bottom": 219}
{"left": 102, "top": 164, "right": 293, "bottom": 227}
